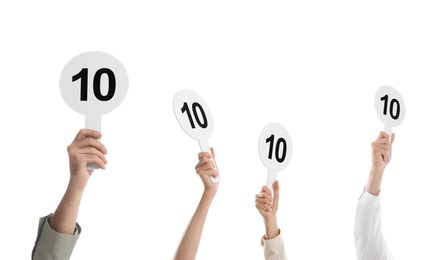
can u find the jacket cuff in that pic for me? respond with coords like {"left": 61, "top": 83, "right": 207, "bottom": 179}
{"left": 358, "top": 189, "right": 381, "bottom": 208}
{"left": 32, "top": 214, "right": 81, "bottom": 260}
{"left": 261, "top": 229, "right": 285, "bottom": 252}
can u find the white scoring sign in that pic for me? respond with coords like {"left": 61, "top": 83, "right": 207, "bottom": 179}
{"left": 173, "top": 89, "right": 219, "bottom": 183}
{"left": 259, "top": 123, "right": 292, "bottom": 192}
{"left": 374, "top": 85, "right": 405, "bottom": 135}
{"left": 60, "top": 51, "right": 128, "bottom": 169}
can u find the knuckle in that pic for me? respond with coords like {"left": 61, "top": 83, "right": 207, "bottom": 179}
{"left": 67, "top": 144, "right": 77, "bottom": 154}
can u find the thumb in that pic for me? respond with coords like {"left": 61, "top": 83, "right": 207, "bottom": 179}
{"left": 210, "top": 147, "right": 216, "bottom": 160}
{"left": 210, "top": 147, "right": 218, "bottom": 171}
{"left": 391, "top": 133, "right": 396, "bottom": 145}
{"left": 273, "top": 180, "right": 280, "bottom": 210}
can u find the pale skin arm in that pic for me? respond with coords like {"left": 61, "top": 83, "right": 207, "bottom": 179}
{"left": 48, "top": 129, "right": 108, "bottom": 235}
{"left": 174, "top": 148, "right": 219, "bottom": 260}
{"left": 365, "top": 132, "right": 395, "bottom": 196}
{"left": 255, "top": 181, "right": 281, "bottom": 240}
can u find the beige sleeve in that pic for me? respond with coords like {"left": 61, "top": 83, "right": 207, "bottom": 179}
{"left": 261, "top": 230, "right": 288, "bottom": 260}
{"left": 32, "top": 214, "right": 81, "bottom": 260}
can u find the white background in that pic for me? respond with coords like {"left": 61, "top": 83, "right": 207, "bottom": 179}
{"left": 1, "top": 1, "right": 433, "bottom": 259}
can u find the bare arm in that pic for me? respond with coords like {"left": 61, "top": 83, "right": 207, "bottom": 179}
{"left": 49, "top": 129, "right": 108, "bottom": 234}
{"left": 32, "top": 129, "right": 108, "bottom": 260}
{"left": 174, "top": 148, "right": 219, "bottom": 260}
{"left": 365, "top": 132, "right": 395, "bottom": 196}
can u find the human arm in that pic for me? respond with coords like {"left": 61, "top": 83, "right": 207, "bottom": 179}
{"left": 365, "top": 132, "right": 395, "bottom": 196}
{"left": 174, "top": 148, "right": 219, "bottom": 260}
{"left": 256, "top": 181, "right": 287, "bottom": 260}
{"left": 32, "top": 129, "right": 107, "bottom": 260}
{"left": 354, "top": 132, "right": 395, "bottom": 260}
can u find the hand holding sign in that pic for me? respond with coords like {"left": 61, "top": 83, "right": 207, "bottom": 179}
{"left": 374, "top": 85, "right": 406, "bottom": 135}
{"left": 258, "top": 123, "right": 292, "bottom": 193}
{"left": 60, "top": 51, "right": 128, "bottom": 169}
{"left": 173, "top": 89, "right": 220, "bottom": 183}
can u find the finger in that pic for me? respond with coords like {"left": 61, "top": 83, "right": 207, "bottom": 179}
{"left": 375, "top": 135, "right": 390, "bottom": 145}
{"left": 256, "top": 190, "right": 272, "bottom": 203}
{"left": 85, "top": 154, "right": 107, "bottom": 169}
{"left": 69, "top": 144, "right": 108, "bottom": 165}
{"left": 196, "top": 167, "right": 218, "bottom": 178}
{"left": 195, "top": 157, "right": 215, "bottom": 170}
{"left": 372, "top": 140, "right": 392, "bottom": 151}
{"left": 255, "top": 197, "right": 273, "bottom": 208}
{"left": 373, "top": 147, "right": 389, "bottom": 158}
{"left": 256, "top": 192, "right": 264, "bottom": 198}
{"left": 378, "top": 131, "right": 390, "bottom": 140}
{"left": 73, "top": 153, "right": 106, "bottom": 170}
{"left": 372, "top": 142, "right": 390, "bottom": 151}
{"left": 210, "top": 168, "right": 219, "bottom": 178}
{"left": 262, "top": 185, "right": 272, "bottom": 197}
{"left": 391, "top": 133, "right": 396, "bottom": 145}
{"left": 374, "top": 147, "right": 389, "bottom": 155}
{"left": 80, "top": 147, "right": 108, "bottom": 164}
{"left": 74, "top": 129, "right": 102, "bottom": 142}
{"left": 256, "top": 202, "right": 272, "bottom": 212}
{"left": 195, "top": 161, "right": 211, "bottom": 171}
{"left": 76, "top": 138, "right": 107, "bottom": 154}
{"left": 197, "top": 152, "right": 212, "bottom": 160}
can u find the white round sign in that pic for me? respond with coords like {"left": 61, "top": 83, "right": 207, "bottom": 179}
{"left": 173, "top": 89, "right": 214, "bottom": 144}
{"left": 259, "top": 123, "right": 292, "bottom": 191}
{"left": 259, "top": 123, "right": 292, "bottom": 172}
{"left": 173, "top": 89, "right": 219, "bottom": 183}
{"left": 374, "top": 85, "right": 405, "bottom": 134}
{"left": 59, "top": 51, "right": 129, "bottom": 132}
{"left": 59, "top": 51, "right": 128, "bottom": 170}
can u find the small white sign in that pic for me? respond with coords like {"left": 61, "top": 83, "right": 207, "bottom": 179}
{"left": 258, "top": 123, "right": 292, "bottom": 192}
{"left": 173, "top": 89, "right": 219, "bottom": 183}
{"left": 374, "top": 85, "right": 405, "bottom": 135}
{"left": 59, "top": 51, "right": 129, "bottom": 169}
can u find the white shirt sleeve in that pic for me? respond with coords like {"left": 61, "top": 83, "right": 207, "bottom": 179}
{"left": 261, "top": 230, "right": 288, "bottom": 260}
{"left": 354, "top": 190, "right": 394, "bottom": 260}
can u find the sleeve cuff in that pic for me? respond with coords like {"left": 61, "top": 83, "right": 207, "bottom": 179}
{"left": 358, "top": 188, "right": 381, "bottom": 208}
{"left": 45, "top": 215, "right": 82, "bottom": 236}
{"left": 260, "top": 230, "right": 287, "bottom": 260}
{"left": 32, "top": 215, "right": 81, "bottom": 260}
{"left": 261, "top": 229, "right": 284, "bottom": 249}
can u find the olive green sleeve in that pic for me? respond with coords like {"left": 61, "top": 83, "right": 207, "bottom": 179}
{"left": 32, "top": 215, "right": 81, "bottom": 260}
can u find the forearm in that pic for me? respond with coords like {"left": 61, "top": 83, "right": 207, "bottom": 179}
{"left": 261, "top": 223, "right": 287, "bottom": 260}
{"left": 49, "top": 183, "right": 85, "bottom": 235}
{"left": 365, "top": 169, "right": 384, "bottom": 196}
{"left": 264, "top": 216, "right": 279, "bottom": 240}
{"left": 174, "top": 190, "right": 216, "bottom": 260}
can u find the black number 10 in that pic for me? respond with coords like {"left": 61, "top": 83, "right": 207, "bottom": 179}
{"left": 181, "top": 102, "right": 208, "bottom": 129}
{"left": 265, "top": 134, "right": 287, "bottom": 163}
{"left": 380, "top": 94, "right": 400, "bottom": 120}
{"left": 72, "top": 68, "right": 116, "bottom": 101}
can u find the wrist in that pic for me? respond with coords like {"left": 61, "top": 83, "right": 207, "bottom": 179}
{"left": 264, "top": 215, "right": 279, "bottom": 240}
{"left": 370, "top": 168, "right": 384, "bottom": 176}
{"left": 68, "top": 171, "right": 91, "bottom": 191}
{"left": 203, "top": 186, "right": 217, "bottom": 198}
{"left": 366, "top": 170, "right": 384, "bottom": 196}
{"left": 67, "top": 179, "right": 87, "bottom": 194}
{"left": 264, "top": 214, "right": 277, "bottom": 225}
